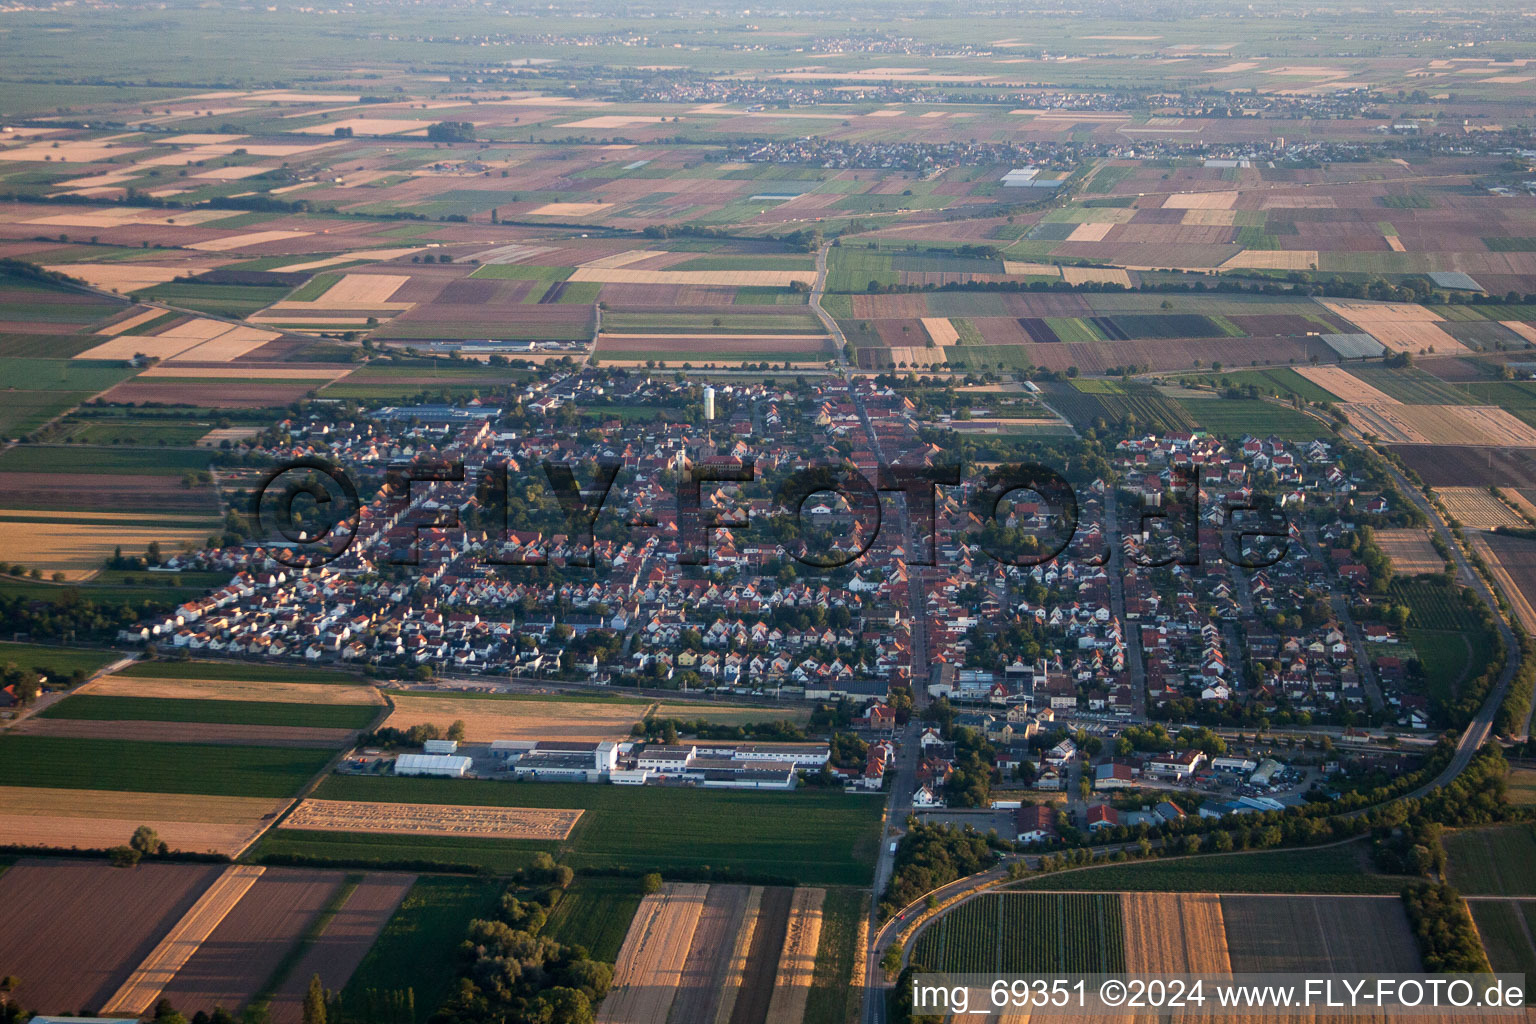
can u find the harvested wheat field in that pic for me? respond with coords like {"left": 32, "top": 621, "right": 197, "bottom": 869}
{"left": 166, "top": 325, "right": 281, "bottom": 362}
{"left": 314, "top": 273, "right": 412, "bottom": 308}
{"left": 1373, "top": 529, "right": 1443, "bottom": 575}
{"left": 1066, "top": 222, "right": 1115, "bottom": 242}
{"left": 1221, "top": 249, "right": 1319, "bottom": 271}
{"left": 765, "top": 887, "right": 826, "bottom": 1024}
{"left": 580, "top": 249, "right": 670, "bottom": 269}
{"left": 1002, "top": 261, "right": 1062, "bottom": 277}
{"left": 528, "top": 201, "right": 613, "bottom": 217}
{"left": 0, "top": 859, "right": 225, "bottom": 1015}
{"left": 1162, "top": 192, "right": 1237, "bottom": 210}
{"left": 0, "top": 520, "right": 214, "bottom": 580}
{"left": 1121, "top": 892, "right": 1232, "bottom": 973}
{"left": 1318, "top": 299, "right": 1470, "bottom": 355}
{"left": 384, "top": 693, "right": 648, "bottom": 742}
{"left": 187, "top": 229, "right": 312, "bottom": 252}
{"left": 1061, "top": 266, "right": 1132, "bottom": 287}
{"left": 140, "top": 364, "right": 348, "bottom": 380}
{"left": 1500, "top": 487, "right": 1536, "bottom": 523}
{"left": 1501, "top": 321, "right": 1536, "bottom": 346}
{"left": 1436, "top": 487, "right": 1528, "bottom": 530}
{"left": 97, "top": 306, "right": 170, "bottom": 336}
{"left": 76, "top": 315, "right": 232, "bottom": 359}
{"left": 0, "top": 785, "right": 289, "bottom": 856}
{"left": 277, "top": 248, "right": 424, "bottom": 273}
{"left": 667, "top": 884, "right": 755, "bottom": 1024}
{"left": 283, "top": 798, "right": 583, "bottom": 839}
{"left": 102, "top": 864, "right": 268, "bottom": 1016}
{"left": 91, "top": 675, "right": 384, "bottom": 705}
{"left": 920, "top": 317, "right": 960, "bottom": 346}
{"left": 597, "top": 882, "right": 710, "bottom": 1024}
{"left": 1470, "top": 534, "right": 1536, "bottom": 635}
{"left": 1341, "top": 403, "right": 1536, "bottom": 446}
{"left": 1386, "top": 235, "right": 1407, "bottom": 252}
{"left": 1294, "top": 365, "right": 1399, "bottom": 404}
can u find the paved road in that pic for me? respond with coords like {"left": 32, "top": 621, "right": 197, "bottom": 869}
{"left": 811, "top": 243, "right": 848, "bottom": 367}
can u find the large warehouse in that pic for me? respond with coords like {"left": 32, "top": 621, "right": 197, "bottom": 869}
{"left": 394, "top": 753, "right": 472, "bottom": 777}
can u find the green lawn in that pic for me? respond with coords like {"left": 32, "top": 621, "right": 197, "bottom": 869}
{"left": 542, "top": 876, "right": 645, "bottom": 962}
{"left": 277, "top": 774, "right": 884, "bottom": 885}
{"left": 340, "top": 877, "right": 503, "bottom": 1024}
{"left": 1446, "top": 825, "right": 1536, "bottom": 896}
{"left": 0, "top": 735, "right": 332, "bottom": 798}
{"left": 39, "top": 694, "right": 379, "bottom": 729}
{"left": 0, "top": 642, "right": 117, "bottom": 680}
{"left": 1019, "top": 844, "right": 1411, "bottom": 894}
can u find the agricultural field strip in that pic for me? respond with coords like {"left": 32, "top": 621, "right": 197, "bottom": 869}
{"left": 102, "top": 864, "right": 267, "bottom": 1016}
{"left": 764, "top": 886, "right": 824, "bottom": 1024}
{"left": 596, "top": 882, "right": 709, "bottom": 1024}
{"left": 1436, "top": 488, "right": 1529, "bottom": 530}
{"left": 1470, "top": 535, "right": 1536, "bottom": 635}
{"left": 1294, "top": 365, "right": 1400, "bottom": 404}
{"left": 281, "top": 798, "right": 583, "bottom": 840}
{"left": 713, "top": 886, "right": 762, "bottom": 1024}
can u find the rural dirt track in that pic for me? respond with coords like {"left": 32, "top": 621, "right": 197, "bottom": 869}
{"left": 0, "top": 859, "right": 224, "bottom": 1015}
{"left": 267, "top": 873, "right": 417, "bottom": 1024}
{"left": 666, "top": 884, "right": 752, "bottom": 1024}
{"left": 598, "top": 882, "right": 710, "bottom": 1024}
{"left": 103, "top": 864, "right": 268, "bottom": 1016}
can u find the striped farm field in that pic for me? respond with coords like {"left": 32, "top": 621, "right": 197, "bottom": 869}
{"left": 911, "top": 893, "right": 1126, "bottom": 973}
{"left": 1373, "top": 529, "right": 1443, "bottom": 575}
{"left": 1294, "top": 365, "right": 1399, "bottom": 404}
{"left": 92, "top": 674, "right": 382, "bottom": 703}
{"left": 1435, "top": 487, "right": 1527, "bottom": 530}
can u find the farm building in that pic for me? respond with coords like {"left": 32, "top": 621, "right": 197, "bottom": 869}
{"left": 395, "top": 753, "right": 472, "bottom": 777}
{"left": 424, "top": 738, "right": 459, "bottom": 754}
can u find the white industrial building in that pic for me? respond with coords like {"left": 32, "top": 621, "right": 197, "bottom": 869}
{"left": 395, "top": 753, "right": 472, "bottom": 777}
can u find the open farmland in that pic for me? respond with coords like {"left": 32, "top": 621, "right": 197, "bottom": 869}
{"left": 1446, "top": 824, "right": 1536, "bottom": 896}
{"left": 764, "top": 886, "right": 824, "bottom": 1024}
{"left": 156, "top": 868, "right": 344, "bottom": 1018}
{"left": 1373, "top": 529, "right": 1443, "bottom": 575}
{"left": 666, "top": 883, "right": 756, "bottom": 1024}
{"left": 1436, "top": 488, "right": 1528, "bottom": 529}
{"left": 0, "top": 735, "right": 334, "bottom": 798}
{"left": 383, "top": 692, "right": 651, "bottom": 742}
{"left": 543, "top": 876, "right": 646, "bottom": 963}
{"left": 267, "top": 872, "right": 416, "bottom": 1024}
{"left": 912, "top": 893, "right": 1127, "bottom": 973}
{"left": 596, "top": 882, "right": 709, "bottom": 1024}
{"left": 1020, "top": 842, "right": 1410, "bottom": 893}
{"left": 0, "top": 785, "right": 289, "bottom": 856}
{"left": 0, "top": 859, "right": 225, "bottom": 1016}
{"left": 1220, "top": 895, "right": 1421, "bottom": 971}
{"left": 103, "top": 864, "right": 270, "bottom": 1017}
{"left": 1122, "top": 893, "right": 1231, "bottom": 973}
{"left": 40, "top": 693, "right": 381, "bottom": 729}
{"left": 1470, "top": 900, "right": 1536, "bottom": 978}
{"left": 1342, "top": 403, "right": 1536, "bottom": 446}
{"left": 1469, "top": 532, "right": 1536, "bottom": 634}
{"left": 257, "top": 775, "right": 882, "bottom": 885}
{"left": 282, "top": 799, "right": 583, "bottom": 840}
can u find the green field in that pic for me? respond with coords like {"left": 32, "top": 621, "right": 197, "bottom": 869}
{"left": 264, "top": 774, "right": 883, "bottom": 885}
{"left": 1196, "top": 368, "right": 1339, "bottom": 405}
{"left": 0, "top": 358, "right": 138, "bottom": 392}
{"left": 542, "top": 876, "right": 644, "bottom": 962}
{"left": 0, "top": 445, "right": 210, "bottom": 476}
{"left": 1470, "top": 900, "right": 1536, "bottom": 976}
{"left": 130, "top": 282, "right": 291, "bottom": 318}
{"left": 0, "top": 735, "right": 332, "bottom": 797}
{"left": 0, "top": 642, "right": 116, "bottom": 680}
{"left": 1175, "top": 398, "right": 1324, "bottom": 441}
{"left": 1390, "top": 579, "right": 1484, "bottom": 632}
{"left": 1446, "top": 825, "right": 1536, "bottom": 896}
{"left": 1019, "top": 845, "right": 1409, "bottom": 894}
{"left": 39, "top": 694, "right": 379, "bottom": 729}
{"left": 118, "top": 660, "right": 363, "bottom": 683}
{"left": 806, "top": 887, "right": 867, "bottom": 1024}
{"left": 912, "top": 893, "right": 1126, "bottom": 972}
{"left": 1403, "top": 628, "right": 1478, "bottom": 706}
{"left": 340, "top": 876, "right": 503, "bottom": 1024}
